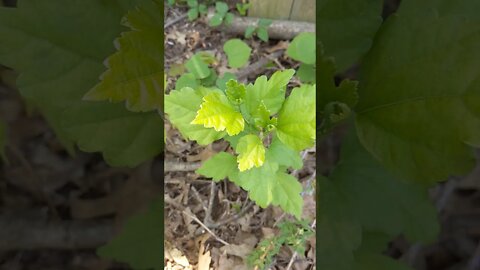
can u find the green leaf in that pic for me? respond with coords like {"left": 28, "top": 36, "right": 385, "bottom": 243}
{"left": 317, "top": 0, "right": 383, "bottom": 72}
{"left": 198, "top": 4, "right": 208, "bottom": 15}
{"left": 245, "top": 26, "right": 255, "bottom": 39}
{"left": 276, "top": 84, "right": 316, "bottom": 151}
{"left": 245, "top": 69, "right": 295, "bottom": 116}
{"left": 266, "top": 137, "right": 302, "bottom": 170}
{"left": 98, "top": 198, "right": 163, "bottom": 270}
{"left": 84, "top": 0, "right": 163, "bottom": 112}
{"left": 331, "top": 129, "right": 439, "bottom": 243}
{"left": 165, "top": 87, "right": 226, "bottom": 144}
{"left": 223, "top": 39, "right": 252, "bottom": 68}
{"left": 258, "top": 19, "right": 272, "bottom": 28}
{"left": 61, "top": 103, "right": 163, "bottom": 167}
{"left": 251, "top": 102, "right": 275, "bottom": 130}
{"left": 0, "top": 0, "right": 162, "bottom": 167}
{"left": 209, "top": 13, "right": 223, "bottom": 27}
{"left": 215, "top": 1, "right": 229, "bottom": 14}
{"left": 287, "top": 32, "right": 315, "bottom": 65}
{"left": 188, "top": 7, "right": 199, "bottom": 21}
{"left": 354, "top": 252, "right": 412, "bottom": 270}
{"left": 0, "top": 121, "right": 6, "bottom": 162}
{"left": 234, "top": 161, "right": 302, "bottom": 218}
{"left": 185, "top": 53, "right": 211, "bottom": 79}
{"left": 224, "top": 12, "right": 234, "bottom": 25}
{"left": 200, "top": 68, "right": 218, "bottom": 87}
{"left": 191, "top": 92, "right": 245, "bottom": 136}
{"left": 175, "top": 73, "right": 199, "bottom": 90}
{"left": 297, "top": 63, "right": 315, "bottom": 83}
{"left": 236, "top": 134, "right": 265, "bottom": 171}
{"left": 187, "top": 0, "right": 197, "bottom": 8}
{"left": 196, "top": 152, "right": 238, "bottom": 181}
{"left": 355, "top": 0, "right": 480, "bottom": 184}
{"left": 257, "top": 27, "right": 269, "bottom": 42}
{"left": 225, "top": 79, "right": 246, "bottom": 104}
{"left": 216, "top": 72, "right": 236, "bottom": 90}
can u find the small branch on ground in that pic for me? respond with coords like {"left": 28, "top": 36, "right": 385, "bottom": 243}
{"left": 235, "top": 50, "right": 284, "bottom": 81}
{"left": 165, "top": 160, "right": 201, "bottom": 172}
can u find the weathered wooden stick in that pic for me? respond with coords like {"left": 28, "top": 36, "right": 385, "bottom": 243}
{"left": 208, "top": 12, "right": 315, "bottom": 40}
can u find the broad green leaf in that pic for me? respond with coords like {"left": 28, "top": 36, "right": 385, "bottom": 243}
{"left": 356, "top": 0, "right": 480, "bottom": 184}
{"left": 245, "top": 26, "right": 255, "bottom": 39}
{"left": 224, "top": 13, "right": 234, "bottom": 25}
{"left": 245, "top": 69, "right": 295, "bottom": 116}
{"left": 62, "top": 103, "right": 163, "bottom": 167}
{"left": 185, "top": 54, "right": 210, "bottom": 79}
{"left": 297, "top": 63, "right": 315, "bottom": 83}
{"left": 98, "top": 198, "right": 163, "bottom": 270}
{"left": 257, "top": 27, "right": 269, "bottom": 42}
{"left": 317, "top": 176, "right": 362, "bottom": 270}
{"left": 200, "top": 68, "right": 218, "bottom": 87}
{"left": 233, "top": 161, "right": 302, "bottom": 218}
{"left": 223, "top": 39, "right": 252, "bottom": 68}
{"left": 209, "top": 13, "right": 223, "bottom": 27}
{"left": 216, "top": 72, "right": 236, "bottom": 90}
{"left": 354, "top": 252, "right": 412, "bottom": 270}
{"left": 0, "top": 121, "right": 6, "bottom": 161}
{"left": 191, "top": 92, "right": 244, "bottom": 136}
{"left": 236, "top": 134, "right": 265, "bottom": 171}
{"left": 175, "top": 73, "right": 199, "bottom": 90}
{"left": 0, "top": 0, "right": 163, "bottom": 167}
{"left": 225, "top": 79, "right": 246, "bottom": 104}
{"left": 276, "top": 84, "right": 316, "bottom": 151}
{"left": 188, "top": 7, "right": 199, "bottom": 21}
{"left": 165, "top": 87, "right": 225, "bottom": 144}
{"left": 266, "top": 137, "right": 302, "bottom": 170}
{"left": 187, "top": 0, "right": 197, "bottom": 8}
{"left": 84, "top": 0, "right": 163, "bottom": 112}
{"left": 168, "top": 63, "right": 185, "bottom": 77}
{"left": 331, "top": 129, "right": 439, "bottom": 243}
{"left": 286, "top": 32, "right": 315, "bottom": 65}
{"left": 215, "top": 1, "right": 229, "bottom": 14}
{"left": 318, "top": 0, "right": 383, "bottom": 72}
{"left": 196, "top": 152, "right": 238, "bottom": 181}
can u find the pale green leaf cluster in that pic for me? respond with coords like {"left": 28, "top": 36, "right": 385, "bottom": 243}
{"left": 167, "top": 69, "right": 315, "bottom": 217}
{"left": 0, "top": 0, "right": 163, "bottom": 167}
{"left": 84, "top": 0, "right": 163, "bottom": 112}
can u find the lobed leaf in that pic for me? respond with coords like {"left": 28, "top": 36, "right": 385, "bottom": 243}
{"left": 165, "top": 87, "right": 225, "bottom": 144}
{"left": 276, "top": 84, "right": 316, "bottom": 151}
{"left": 84, "top": 0, "right": 163, "bottom": 112}
{"left": 0, "top": 0, "right": 163, "bottom": 167}
{"left": 287, "top": 32, "right": 315, "bottom": 65}
{"left": 191, "top": 92, "right": 245, "bottom": 136}
{"left": 196, "top": 152, "right": 237, "bottom": 181}
{"left": 356, "top": 0, "right": 480, "bottom": 184}
{"left": 236, "top": 134, "right": 265, "bottom": 171}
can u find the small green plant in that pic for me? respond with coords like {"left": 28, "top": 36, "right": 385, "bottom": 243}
{"left": 245, "top": 18, "right": 272, "bottom": 42}
{"left": 247, "top": 219, "right": 314, "bottom": 270}
{"left": 165, "top": 69, "right": 316, "bottom": 218}
{"left": 236, "top": 1, "right": 251, "bottom": 16}
{"left": 223, "top": 38, "right": 252, "bottom": 68}
{"left": 287, "top": 32, "right": 315, "bottom": 83}
{"left": 209, "top": 1, "right": 234, "bottom": 26}
{"left": 187, "top": 0, "right": 208, "bottom": 21}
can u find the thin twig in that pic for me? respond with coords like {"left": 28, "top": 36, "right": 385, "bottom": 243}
{"left": 182, "top": 209, "right": 230, "bottom": 246}
{"left": 204, "top": 181, "right": 216, "bottom": 225}
{"left": 165, "top": 160, "right": 201, "bottom": 172}
{"left": 164, "top": 13, "right": 188, "bottom": 29}
{"left": 235, "top": 50, "right": 285, "bottom": 81}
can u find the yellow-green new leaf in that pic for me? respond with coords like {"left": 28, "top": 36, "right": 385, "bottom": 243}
{"left": 236, "top": 134, "right": 265, "bottom": 171}
{"left": 191, "top": 92, "right": 245, "bottom": 136}
{"left": 165, "top": 87, "right": 226, "bottom": 144}
{"left": 84, "top": 0, "right": 163, "bottom": 112}
{"left": 277, "top": 84, "right": 316, "bottom": 151}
